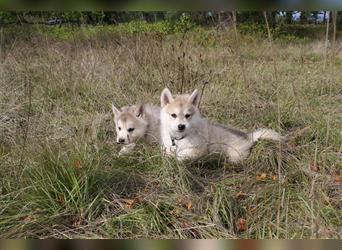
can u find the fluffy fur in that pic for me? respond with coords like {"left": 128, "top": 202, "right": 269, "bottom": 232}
{"left": 112, "top": 103, "right": 161, "bottom": 155}
{"left": 160, "top": 88, "right": 284, "bottom": 162}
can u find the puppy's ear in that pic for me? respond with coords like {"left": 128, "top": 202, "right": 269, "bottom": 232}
{"left": 161, "top": 88, "right": 174, "bottom": 108}
{"left": 135, "top": 104, "right": 144, "bottom": 118}
{"left": 188, "top": 89, "right": 199, "bottom": 107}
{"left": 112, "top": 103, "right": 121, "bottom": 117}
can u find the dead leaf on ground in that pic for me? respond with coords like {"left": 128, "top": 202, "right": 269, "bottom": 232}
{"left": 309, "top": 160, "right": 319, "bottom": 172}
{"left": 176, "top": 196, "right": 193, "bottom": 211}
{"left": 122, "top": 199, "right": 135, "bottom": 209}
{"left": 272, "top": 175, "right": 278, "bottom": 181}
{"left": 256, "top": 173, "right": 267, "bottom": 181}
{"left": 170, "top": 208, "right": 180, "bottom": 216}
{"left": 74, "top": 160, "right": 81, "bottom": 169}
{"left": 71, "top": 218, "right": 82, "bottom": 228}
{"left": 236, "top": 191, "right": 247, "bottom": 199}
{"left": 57, "top": 195, "right": 65, "bottom": 205}
{"left": 334, "top": 175, "right": 342, "bottom": 184}
{"left": 236, "top": 218, "right": 247, "bottom": 232}
{"left": 24, "top": 214, "right": 34, "bottom": 222}
{"left": 180, "top": 222, "right": 201, "bottom": 237}
{"left": 186, "top": 200, "right": 193, "bottom": 211}
{"left": 292, "top": 125, "right": 311, "bottom": 137}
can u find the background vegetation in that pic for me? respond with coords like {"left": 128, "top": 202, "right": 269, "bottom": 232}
{"left": 0, "top": 11, "right": 341, "bottom": 238}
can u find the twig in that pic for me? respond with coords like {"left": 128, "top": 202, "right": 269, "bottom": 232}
{"left": 263, "top": 11, "right": 277, "bottom": 75}
{"left": 179, "top": 36, "right": 187, "bottom": 94}
{"left": 326, "top": 11, "right": 336, "bottom": 146}
{"left": 263, "top": 10, "right": 283, "bottom": 239}
{"left": 232, "top": 11, "right": 249, "bottom": 88}
{"left": 197, "top": 81, "right": 208, "bottom": 110}
{"left": 18, "top": 77, "right": 32, "bottom": 169}
{"left": 174, "top": 223, "right": 217, "bottom": 231}
{"left": 308, "top": 133, "right": 319, "bottom": 238}
{"left": 181, "top": 50, "right": 185, "bottom": 94}
{"left": 323, "top": 11, "right": 330, "bottom": 70}
{"left": 232, "top": 11, "right": 238, "bottom": 42}
{"left": 0, "top": 25, "right": 3, "bottom": 60}
{"left": 332, "top": 11, "right": 337, "bottom": 60}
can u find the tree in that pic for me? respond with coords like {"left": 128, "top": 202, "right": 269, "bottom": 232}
{"left": 300, "top": 11, "right": 310, "bottom": 24}
{"left": 285, "top": 11, "right": 293, "bottom": 24}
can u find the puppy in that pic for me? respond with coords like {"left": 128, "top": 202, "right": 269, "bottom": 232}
{"left": 112, "top": 103, "right": 161, "bottom": 155}
{"left": 160, "top": 88, "right": 284, "bottom": 162}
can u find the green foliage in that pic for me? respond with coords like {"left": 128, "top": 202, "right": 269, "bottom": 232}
{"left": 39, "top": 25, "right": 75, "bottom": 40}
{"left": 238, "top": 23, "right": 267, "bottom": 36}
{"left": 33, "top": 18, "right": 197, "bottom": 40}
{"left": 237, "top": 23, "right": 325, "bottom": 42}
{"left": 0, "top": 11, "right": 18, "bottom": 23}
{"left": 116, "top": 20, "right": 173, "bottom": 35}
{"left": 115, "top": 15, "right": 195, "bottom": 35}
{"left": 174, "top": 13, "right": 195, "bottom": 33}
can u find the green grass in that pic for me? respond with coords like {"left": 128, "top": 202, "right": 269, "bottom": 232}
{"left": 0, "top": 24, "right": 341, "bottom": 239}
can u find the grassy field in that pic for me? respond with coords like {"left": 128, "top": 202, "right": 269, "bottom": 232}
{"left": 0, "top": 24, "right": 341, "bottom": 239}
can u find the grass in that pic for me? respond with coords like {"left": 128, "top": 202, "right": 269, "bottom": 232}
{"left": 0, "top": 24, "right": 341, "bottom": 239}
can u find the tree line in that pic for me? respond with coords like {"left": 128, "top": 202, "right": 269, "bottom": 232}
{"left": 0, "top": 11, "right": 341, "bottom": 27}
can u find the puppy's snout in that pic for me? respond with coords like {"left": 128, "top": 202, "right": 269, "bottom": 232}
{"left": 118, "top": 138, "right": 125, "bottom": 144}
{"left": 178, "top": 124, "right": 186, "bottom": 131}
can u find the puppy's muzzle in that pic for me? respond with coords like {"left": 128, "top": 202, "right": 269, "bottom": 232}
{"left": 178, "top": 124, "right": 186, "bottom": 131}
{"left": 117, "top": 138, "right": 125, "bottom": 144}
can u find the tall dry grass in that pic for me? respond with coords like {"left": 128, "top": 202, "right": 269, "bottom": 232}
{"left": 0, "top": 25, "right": 341, "bottom": 238}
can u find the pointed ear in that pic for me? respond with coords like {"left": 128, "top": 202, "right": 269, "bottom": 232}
{"left": 135, "top": 104, "right": 144, "bottom": 118}
{"left": 160, "top": 88, "right": 174, "bottom": 108}
{"left": 112, "top": 103, "right": 121, "bottom": 117}
{"left": 188, "top": 89, "right": 199, "bottom": 106}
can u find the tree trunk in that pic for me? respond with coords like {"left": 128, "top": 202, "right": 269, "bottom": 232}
{"left": 300, "top": 11, "right": 307, "bottom": 24}
{"left": 329, "top": 11, "right": 333, "bottom": 24}
{"left": 286, "top": 11, "right": 293, "bottom": 24}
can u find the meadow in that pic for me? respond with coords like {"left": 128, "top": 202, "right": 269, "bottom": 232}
{"left": 0, "top": 22, "right": 341, "bottom": 238}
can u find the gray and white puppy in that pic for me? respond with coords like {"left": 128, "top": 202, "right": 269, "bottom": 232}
{"left": 112, "top": 103, "right": 161, "bottom": 155}
{"left": 160, "top": 88, "right": 284, "bottom": 162}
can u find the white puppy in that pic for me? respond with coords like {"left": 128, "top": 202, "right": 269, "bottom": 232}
{"left": 160, "top": 88, "right": 284, "bottom": 162}
{"left": 112, "top": 103, "right": 161, "bottom": 155}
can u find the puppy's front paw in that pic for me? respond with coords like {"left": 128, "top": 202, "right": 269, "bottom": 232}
{"left": 118, "top": 149, "right": 128, "bottom": 156}
{"left": 118, "top": 144, "right": 136, "bottom": 156}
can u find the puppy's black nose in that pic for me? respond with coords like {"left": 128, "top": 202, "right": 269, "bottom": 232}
{"left": 178, "top": 124, "right": 186, "bottom": 131}
{"left": 118, "top": 138, "right": 125, "bottom": 144}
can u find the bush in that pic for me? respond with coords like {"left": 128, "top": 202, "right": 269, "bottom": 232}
{"left": 237, "top": 23, "right": 315, "bottom": 42}
{"left": 174, "top": 13, "right": 195, "bottom": 33}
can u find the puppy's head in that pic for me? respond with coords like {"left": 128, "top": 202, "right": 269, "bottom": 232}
{"left": 160, "top": 88, "right": 200, "bottom": 140}
{"left": 112, "top": 103, "right": 148, "bottom": 145}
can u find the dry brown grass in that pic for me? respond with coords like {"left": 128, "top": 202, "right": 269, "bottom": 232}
{"left": 0, "top": 25, "right": 341, "bottom": 238}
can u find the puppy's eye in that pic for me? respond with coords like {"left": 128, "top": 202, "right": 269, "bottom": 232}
{"left": 171, "top": 113, "right": 177, "bottom": 118}
{"left": 128, "top": 128, "right": 135, "bottom": 132}
{"left": 118, "top": 127, "right": 121, "bottom": 131}
{"left": 185, "top": 114, "right": 191, "bottom": 119}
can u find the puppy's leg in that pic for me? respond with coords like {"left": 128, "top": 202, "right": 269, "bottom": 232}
{"left": 176, "top": 146, "right": 205, "bottom": 162}
{"left": 225, "top": 142, "right": 252, "bottom": 163}
{"left": 227, "top": 150, "right": 249, "bottom": 163}
{"left": 119, "top": 143, "right": 137, "bottom": 156}
{"left": 161, "top": 143, "right": 177, "bottom": 157}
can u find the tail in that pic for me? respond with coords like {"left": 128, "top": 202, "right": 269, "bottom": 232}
{"left": 249, "top": 129, "right": 284, "bottom": 143}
